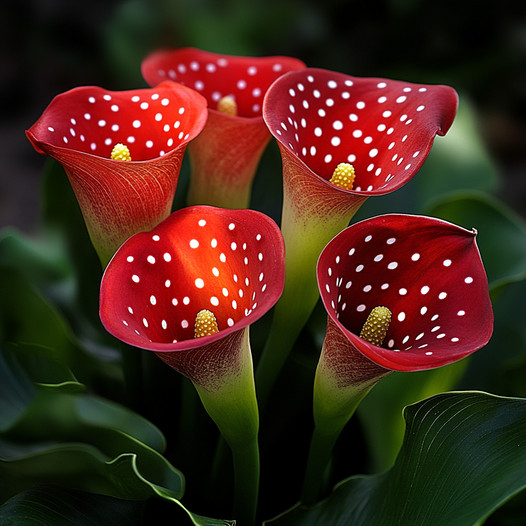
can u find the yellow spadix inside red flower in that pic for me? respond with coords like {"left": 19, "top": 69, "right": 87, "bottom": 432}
{"left": 217, "top": 95, "right": 238, "bottom": 116}
{"left": 359, "top": 306, "right": 392, "bottom": 346}
{"left": 194, "top": 309, "right": 219, "bottom": 338}
{"left": 329, "top": 163, "right": 355, "bottom": 190}
{"left": 111, "top": 143, "right": 132, "bottom": 161}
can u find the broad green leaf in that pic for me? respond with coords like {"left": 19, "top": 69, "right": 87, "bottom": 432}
{"left": 0, "top": 346, "right": 231, "bottom": 525}
{"left": 357, "top": 359, "right": 467, "bottom": 472}
{"left": 267, "top": 391, "right": 526, "bottom": 526}
{"left": 0, "top": 267, "right": 120, "bottom": 388}
{"left": 0, "top": 486, "right": 143, "bottom": 526}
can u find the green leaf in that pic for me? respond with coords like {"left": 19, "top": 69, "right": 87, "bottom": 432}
{"left": 426, "top": 191, "right": 526, "bottom": 290}
{"left": 0, "top": 486, "right": 144, "bottom": 526}
{"left": 357, "top": 359, "right": 468, "bottom": 472}
{"left": 267, "top": 392, "right": 526, "bottom": 526}
{"left": 0, "top": 346, "right": 37, "bottom": 432}
{"left": 0, "top": 342, "right": 233, "bottom": 526}
{"left": 0, "top": 266, "right": 120, "bottom": 388}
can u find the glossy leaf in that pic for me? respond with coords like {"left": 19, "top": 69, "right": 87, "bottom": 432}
{"left": 267, "top": 392, "right": 526, "bottom": 526}
{"left": 0, "top": 486, "right": 143, "bottom": 526}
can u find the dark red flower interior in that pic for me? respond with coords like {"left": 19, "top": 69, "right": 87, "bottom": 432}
{"left": 263, "top": 68, "right": 458, "bottom": 194}
{"left": 27, "top": 81, "right": 207, "bottom": 161}
{"left": 317, "top": 214, "right": 493, "bottom": 371}
{"left": 141, "top": 47, "right": 305, "bottom": 118}
{"left": 100, "top": 206, "right": 285, "bottom": 351}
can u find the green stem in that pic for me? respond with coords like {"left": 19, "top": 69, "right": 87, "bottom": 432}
{"left": 255, "top": 295, "right": 314, "bottom": 408}
{"left": 301, "top": 424, "right": 343, "bottom": 505}
{"left": 231, "top": 437, "right": 260, "bottom": 526}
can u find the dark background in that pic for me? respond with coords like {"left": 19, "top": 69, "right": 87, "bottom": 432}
{"left": 1, "top": 0, "right": 525, "bottom": 233}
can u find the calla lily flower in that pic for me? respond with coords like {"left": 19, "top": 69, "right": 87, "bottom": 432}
{"left": 301, "top": 213, "right": 493, "bottom": 504}
{"left": 141, "top": 47, "right": 305, "bottom": 208}
{"left": 256, "top": 68, "right": 459, "bottom": 404}
{"left": 26, "top": 81, "right": 208, "bottom": 265}
{"left": 99, "top": 205, "right": 285, "bottom": 525}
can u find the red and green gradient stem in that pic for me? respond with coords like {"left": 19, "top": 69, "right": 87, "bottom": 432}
{"left": 255, "top": 147, "right": 366, "bottom": 406}
{"left": 156, "top": 327, "right": 259, "bottom": 526}
{"left": 301, "top": 317, "right": 390, "bottom": 505}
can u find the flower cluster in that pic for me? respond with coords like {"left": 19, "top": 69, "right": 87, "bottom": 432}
{"left": 27, "top": 47, "right": 493, "bottom": 525}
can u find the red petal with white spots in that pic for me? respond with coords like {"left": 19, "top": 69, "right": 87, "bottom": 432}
{"left": 142, "top": 47, "right": 305, "bottom": 118}
{"left": 26, "top": 81, "right": 208, "bottom": 262}
{"left": 263, "top": 68, "right": 458, "bottom": 194}
{"left": 317, "top": 214, "right": 493, "bottom": 371}
{"left": 100, "top": 206, "right": 285, "bottom": 382}
{"left": 141, "top": 48, "right": 305, "bottom": 207}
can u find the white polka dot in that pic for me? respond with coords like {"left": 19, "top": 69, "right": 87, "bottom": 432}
{"left": 398, "top": 312, "right": 406, "bottom": 322}
{"left": 438, "top": 292, "right": 447, "bottom": 300}
{"left": 150, "top": 295, "right": 157, "bottom": 305}
{"left": 163, "top": 252, "right": 171, "bottom": 262}
{"left": 195, "top": 278, "right": 204, "bottom": 288}
{"left": 457, "top": 310, "right": 466, "bottom": 316}
{"left": 147, "top": 255, "right": 156, "bottom": 264}
{"left": 420, "top": 306, "right": 428, "bottom": 315}
{"left": 183, "top": 297, "right": 190, "bottom": 305}
{"left": 127, "top": 256, "right": 134, "bottom": 262}
{"left": 421, "top": 286, "right": 430, "bottom": 294}
{"left": 411, "top": 253, "right": 420, "bottom": 261}
{"left": 357, "top": 304, "right": 366, "bottom": 312}
{"left": 387, "top": 262, "right": 398, "bottom": 270}
{"left": 181, "top": 320, "right": 189, "bottom": 329}
{"left": 132, "top": 275, "right": 140, "bottom": 283}
{"left": 443, "top": 259, "right": 452, "bottom": 267}
{"left": 465, "top": 276, "right": 474, "bottom": 284}
{"left": 189, "top": 239, "right": 199, "bottom": 249}
{"left": 399, "top": 288, "right": 407, "bottom": 295}
{"left": 210, "top": 296, "right": 219, "bottom": 307}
